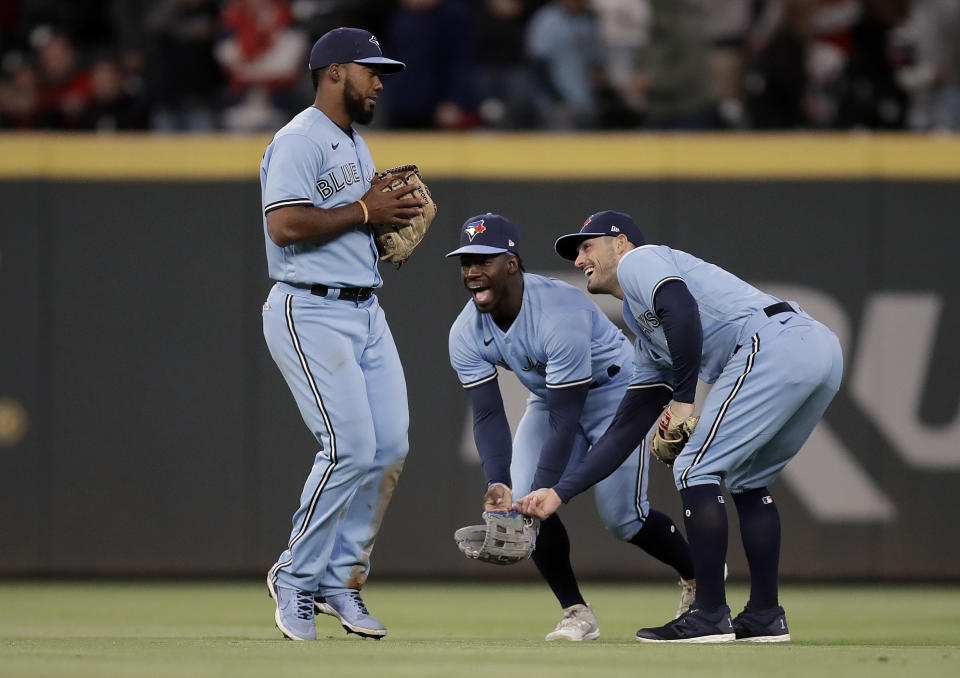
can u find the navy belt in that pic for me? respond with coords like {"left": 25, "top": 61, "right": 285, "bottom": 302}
{"left": 763, "top": 301, "right": 794, "bottom": 317}
{"left": 310, "top": 284, "right": 374, "bottom": 302}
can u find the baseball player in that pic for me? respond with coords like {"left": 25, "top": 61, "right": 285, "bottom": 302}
{"left": 259, "top": 28, "right": 426, "bottom": 641}
{"left": 517, "top": 211, "right": 843, "bottom": 643}
{"left": 447, "top": 213, "right": 696, "bottom": 641}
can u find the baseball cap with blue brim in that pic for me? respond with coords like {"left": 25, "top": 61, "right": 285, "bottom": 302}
{"left": 446, "top": 214, "right": 520, "bottom": 257}
{"left": 554, "top": 210, "right": 646, "bottom": 261}
{"left": 308, "top": 27, "right": 405, "bottom": 73}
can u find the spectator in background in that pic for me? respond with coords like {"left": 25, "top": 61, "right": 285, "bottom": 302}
{"left": 475, "top": 0, "right": 537, "bottom": 128}
{"left": 702, "top": 0, "right": 754, "bottom": 128}
{"left": 592, "top": 0, "right": 650, "bottom": 126}
{"left": 384, "top": 0, "right": 479, "bottom": 129}
{"left": 526, "top": 0, "right": 602, "bottom": 129}
{"left": 34, "top": 28, "right": 92, "bottom": 128}
{"left": 834, "top": 0, "right": 911, "bottom": 129}
{"left": 75, "top": 55, "right": 149, "bottom": 130}
{"left": 893, "top": 0, "right": 960, "bottom": 130}
{"left": 745, "top": 0, "right": 818, "bottom": 128}
{"left": 215, "top": 0, "right": 309, "bottom": 132}
{"left": 641, "top": 0, "right": 713, "bottom": 129}
{"left": 0, "top": 60, "right": 40, "bottom": 129}
{"left": 145, "top": 0, "right": 222, "bottom": 131}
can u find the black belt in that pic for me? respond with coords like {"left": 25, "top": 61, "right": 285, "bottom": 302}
{"left": 734, "top": 303, "right": 796, "bottom": 354}
{"left": 763, "top": 301, "right": 794, "bottom": 317}
{"left": 310, "top": 284, "right": 374, "bottom": 302}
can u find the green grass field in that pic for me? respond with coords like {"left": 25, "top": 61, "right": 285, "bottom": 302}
{"left": 1, "top": 581, "right": 958, "bottom": 678}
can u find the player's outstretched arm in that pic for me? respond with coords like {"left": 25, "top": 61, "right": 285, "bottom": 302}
{"left": 552, "top": 385, "right": 672, "bottom": 502}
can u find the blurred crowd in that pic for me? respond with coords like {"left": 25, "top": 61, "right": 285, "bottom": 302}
{"left": 0, "top": 0, "right": 958, "bottom": 133}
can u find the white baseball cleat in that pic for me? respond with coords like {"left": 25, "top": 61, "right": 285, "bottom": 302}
{"left": 545, "top": 603, "right": 600, "bottom": 641}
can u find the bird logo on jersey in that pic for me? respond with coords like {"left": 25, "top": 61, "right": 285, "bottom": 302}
{"left": 464, "top": 220, "right": 487, "bottom": 242}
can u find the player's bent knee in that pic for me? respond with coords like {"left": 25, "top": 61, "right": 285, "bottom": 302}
{"left": 606, "top": 519, "right": 645, "bottom": 542}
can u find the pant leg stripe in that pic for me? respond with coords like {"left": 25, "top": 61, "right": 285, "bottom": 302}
{"left": 679, "top": 334, "right": 760, "bottom": 489}
{"left": 634, "top": 434, "right": 648, "bottom": 522}
{"left": 284, "top": 294, "right": 338, "bottom": 550}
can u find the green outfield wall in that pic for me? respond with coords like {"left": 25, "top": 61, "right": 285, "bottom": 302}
{"left": 1, "top": 134, "right": 958, "bottom": 579}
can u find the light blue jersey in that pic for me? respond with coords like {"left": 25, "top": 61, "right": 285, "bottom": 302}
{"left": 615, "top": 245, "right": 843, "bottom": 493}
{"left": 260, "top": 106, "right": 381, "bottom": 288}
{"left": 618, "top": 245, "right": 778, "bottom": 386}
{"left": 450, "top": 273, "right": 652, "bottom": 540}
{"left": 450, "top": 274, "right": 630, "bottom": 396}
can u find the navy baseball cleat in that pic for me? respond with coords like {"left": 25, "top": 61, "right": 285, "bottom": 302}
{"left": 273, "top": 585, "right": 317, "bottom": 641}
{"left": 316, "top": 591, "right": 387, "bottom": 639}
{"left": 635, "top": 605, "right": 736, "bottom": 643}
{"left": 732, "top": 605, "right": 791, "bottom": 642}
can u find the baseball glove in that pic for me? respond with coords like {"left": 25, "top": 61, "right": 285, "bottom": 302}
{"left": 650, "top": 408, "right": 699, "bottom": 466}
{"left": 371, "top": 164, "right": 437, "bottom": 266}
{"left": 454, "top": 510, "right": 540, "bottom": 566}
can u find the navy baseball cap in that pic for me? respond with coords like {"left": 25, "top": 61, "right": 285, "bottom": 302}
{"left": 554, "top": 211, "right": 646, "bottom": 261}
{"left": 308, "top": 27, "right": 405, "bottom": 73}
{"left": 446, "top": 214, "right": 520, "bottom": 257}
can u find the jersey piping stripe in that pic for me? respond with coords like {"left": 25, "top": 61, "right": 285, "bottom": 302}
{"left": 283, "top": 293, "right": 339, "bottom": 551}
{"left": 678, "top": 333, "right": 760, "bottom": 489}
{"left": 264, "top": 198, "right": 314, "bottom": 214}
{"left": 462, "top": 371, "right": 498, "bottom": 389}
{"left": 628, "top": 382, "right": 673, "bottom": 391}
{"left": 651, "top": 276, "right": 685, "bottom": 305}
{"left": 545, "top": 376, "right": 594, "bottom": 389}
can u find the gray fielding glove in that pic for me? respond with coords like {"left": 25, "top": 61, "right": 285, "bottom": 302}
{"left": 454, "top": 510, "right": 540, "bottom": 565}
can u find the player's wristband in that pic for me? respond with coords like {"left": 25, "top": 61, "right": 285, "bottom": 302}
{"left": 356, "top": 199, "right": 369, "bottom": 224}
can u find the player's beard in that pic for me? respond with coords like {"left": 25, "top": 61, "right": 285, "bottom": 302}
{"left": 344, "top": 76, "right": 375, "bottom": 125}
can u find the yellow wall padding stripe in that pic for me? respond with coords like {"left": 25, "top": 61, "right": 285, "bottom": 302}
{"left": 2, "top": 132, "right": 959, "bottom": 180}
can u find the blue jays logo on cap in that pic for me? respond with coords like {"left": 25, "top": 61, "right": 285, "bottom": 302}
{"left": 446, "top": 213, "right": 520, "bottom": 258}
{"left": 554, "top": 210, "right": 645, "bottom": 261}
{"left": 464, "top": 220, "right": 487, "bottom": 242}
{"left": 308, "top": 27, "right": 405, "bottom": 73}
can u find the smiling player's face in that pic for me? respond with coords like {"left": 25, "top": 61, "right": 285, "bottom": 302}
{"left": 574, "top": 236, "right": 619, "bottom": 294}
{"left": 342, "top": 63, "right": 383, "bottom": 125}
{"left": 460, "top": 253, "right": 515, "bottom": 314}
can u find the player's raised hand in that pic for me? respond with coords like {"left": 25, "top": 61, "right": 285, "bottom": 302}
{"left": 483, "top": 483, "right": 513, "bottom": 511}
{"left": 514, "top": 488, "right": 562, "bottom": 520}
{"left": 362, "top": 173, "right": 424, "bottom": 226}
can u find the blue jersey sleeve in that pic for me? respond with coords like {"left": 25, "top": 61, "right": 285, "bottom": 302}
{"left": 543, "top": 309, "right": 594, "bottom": 389}
{"left": 618, "top": 247, "right": 684, "bottom": 311}
{"left": 263, "top": 134, "right": 323, "bottom": 214}
{"left": 449, "top": 314, "right": 497, "bottom": 388}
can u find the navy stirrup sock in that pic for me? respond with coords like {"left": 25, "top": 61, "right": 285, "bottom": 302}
{"left": 531, "top": 514, "right": 585, "bottom": 609}
{"left": 679, "top": 484, "right": 729, "bottom": 613}
{"left": 732, "top": 486, "right": 782, "bottom": 610}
